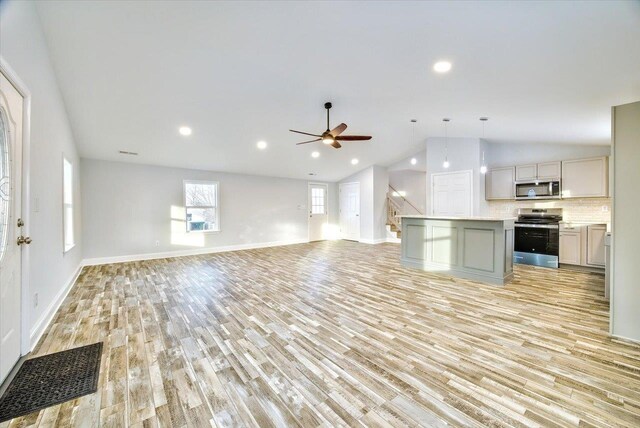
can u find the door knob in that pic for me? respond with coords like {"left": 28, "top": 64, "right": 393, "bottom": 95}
{"left": 17, "top": 236, "right": 32, "bottom": 245}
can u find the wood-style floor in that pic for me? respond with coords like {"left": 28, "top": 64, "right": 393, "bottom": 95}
{"left": 3, "top": 241, "right": 640, "bottom": 427}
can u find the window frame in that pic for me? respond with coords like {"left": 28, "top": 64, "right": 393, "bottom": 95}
{"left": 310, "top": 186, "right": 327, "bottom": 215}
{"left": 62, "top": 155, "right": 75, "bottom": 253}
{"left": 183, "top": 180, "right": 220, "bottom": 233}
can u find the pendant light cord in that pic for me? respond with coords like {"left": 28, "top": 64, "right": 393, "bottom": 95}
{"left": 444, "top": 119, "right": 448, "bottom": 160}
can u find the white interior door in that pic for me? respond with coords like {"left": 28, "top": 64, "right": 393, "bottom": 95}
{"left": 339, "top": 182, "right": 360, "bottom": 241}
{"left": 0, "top": 71, "right": 24, "bottom": 383}
{"left": 308, "top": 183, "right": 328, "bottom": 242}
{"left": 431, "top": 170, "right": 472, "bottom": 217}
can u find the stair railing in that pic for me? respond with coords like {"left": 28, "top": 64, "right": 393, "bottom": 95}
{"left": 387, "top": 194, "right": 403, "bottom": 230}
{"left": 386, "top": 185, "right": 423, "bottom": 234}
{"left": 388, "top": 184, "right": 422, "bottom": 215}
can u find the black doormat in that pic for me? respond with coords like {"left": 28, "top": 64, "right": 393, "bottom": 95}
{"left": 0, "top": 342, "right": 103, "bottom": 422}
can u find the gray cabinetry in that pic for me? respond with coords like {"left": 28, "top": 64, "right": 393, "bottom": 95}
{"left": 561, "top": 157, "right": 608, "bottom": 198}
{"left": 486, "top": 167, "right": 515, "bottom": 200}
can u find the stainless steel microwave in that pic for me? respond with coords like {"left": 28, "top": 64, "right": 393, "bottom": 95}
{"left": 515, "top": 180, "right": 561, "bottom": 200}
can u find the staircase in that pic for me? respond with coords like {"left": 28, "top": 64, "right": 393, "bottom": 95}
{"left": 386, "top": 185, "right": 422, "bottom": 240}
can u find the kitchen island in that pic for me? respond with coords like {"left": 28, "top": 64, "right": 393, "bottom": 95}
{"left": 400, "top": 215, "right": 516, "bottom": 286}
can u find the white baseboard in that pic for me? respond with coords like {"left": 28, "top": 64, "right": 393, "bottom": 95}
{"left": 611, "top": 333, "right": 640, "bottom": 345}
{"left": 359, "top": 238, "right": 388, "bottom": 245}
{"left": 30, "top": 263, "right": 83, "bottom": 350}
{"left": 386, "top": 237, "right": 401, "bottom": 244}
{"left": 82, "top": 239, "right": 309, "bottom": 266}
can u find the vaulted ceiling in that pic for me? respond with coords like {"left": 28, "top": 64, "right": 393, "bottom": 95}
{"left": 35, "top": 1, "right": 640, "bottom": 181}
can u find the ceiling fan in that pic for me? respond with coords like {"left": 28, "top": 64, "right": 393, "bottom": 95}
{"left": 290, "top": 102, "right": 372, "bottom": 149}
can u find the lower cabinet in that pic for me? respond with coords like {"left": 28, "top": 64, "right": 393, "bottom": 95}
{"left": 587, "top": 225, "right": 606, "bottom": 266}
{"left": 559, "top": 232, "right": 581, "bottom": 265}
{"left": 559, "top": 223, "right": 606, "bottom": 267}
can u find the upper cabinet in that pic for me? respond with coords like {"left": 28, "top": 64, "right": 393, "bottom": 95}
{"left": 562, "top": 157, "right": 608, "bottom": 198}
{"left": 486, "top": 167, "right": 515, "bottom": 200}
{"left": 515, "top": 161, "right": 561, "bottom": 181}
{"left": 515, "top": 164, "right": 537, "bottom": 181}
{"left": 537, "top": 161, "right": 561, "bottom": 180}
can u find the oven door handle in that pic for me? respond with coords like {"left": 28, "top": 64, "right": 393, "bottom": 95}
{"left": 515, "top": 224, "right": 559, "bottom": 229}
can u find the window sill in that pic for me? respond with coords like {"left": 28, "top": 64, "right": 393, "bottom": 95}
{"left": 186, "top": 230, "right": 221, "bottom": 234}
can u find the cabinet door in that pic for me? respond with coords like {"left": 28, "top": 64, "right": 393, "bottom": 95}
{"left": 587, "top": 225, "right": 606, "bottom": 266}
{"left": 485, "top": 167, "right": 515, "bottom": 200}
{"left": 516, "top": 164, "right": 537, "bottom": 181}
{"left": 560, "top": 232, "right": 581, "bottom": 265}
{"left": 562, "top": 157, "right": 608, "bottom": 198}
{"left": 537, "top": 161, "right": 561, "bottom": 180}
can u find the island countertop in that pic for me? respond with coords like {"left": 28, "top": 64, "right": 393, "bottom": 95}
{"left": 399, "top": 215, "right": 516, "bottom": 222}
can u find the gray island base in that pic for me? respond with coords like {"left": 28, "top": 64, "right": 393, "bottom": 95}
{"left": 400, "top": 216, "right": 516, "bottom": 286}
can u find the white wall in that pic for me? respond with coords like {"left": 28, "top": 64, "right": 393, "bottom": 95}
{"left": 486, "top": 142, "right": 610, "bottom": 168}
{"left": 388, "top": 170, "right": 426, "bottom": 214}
{"left": 338, "top": 165, "right": 389, "bottom": 243}
{"left": 372, "top": 165, "right": 389, "bottom": 241}
{"left": 612, "top": 101, "right": 640, "bottom": 342}
{"left": 387, "top": 149, "right": 426, "bottom": 172}
{"left": 1, "top": 0, "right": 83, "bottom": 347}
{"left": 426, "top": 137, "right": 484, "bottom": 215}
{"left": 81, "top": 159, "right": 337, "bottom": 261}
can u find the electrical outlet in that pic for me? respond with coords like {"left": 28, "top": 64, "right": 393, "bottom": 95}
{"left": 602, "top": 206, "right": 609, "bottom": 212}
{"left": 155, "top": 240, "right": 160, "bottom": 247}
{"left": 34, "top": 293, "right": 38, "bottom": 308}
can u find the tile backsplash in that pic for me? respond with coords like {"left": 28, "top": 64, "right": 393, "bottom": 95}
{"left": 488, "top": 198, "right": 611, "bottom": 224}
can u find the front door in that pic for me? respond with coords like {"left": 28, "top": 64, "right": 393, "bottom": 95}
{"left": 339, "top": 182, "right": 360, "bottom": 241}
{"left": 0, "top": 71, "right": 24, "bottom": 383}
{"left": 308, "top": 183, "right": 328, "bottom": 242}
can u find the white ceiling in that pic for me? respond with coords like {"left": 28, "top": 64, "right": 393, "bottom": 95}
{"left": 36, "top": 1, "right": 640, "bottom": 182}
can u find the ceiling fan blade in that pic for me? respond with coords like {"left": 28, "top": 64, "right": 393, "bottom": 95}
{"left": 290, "top": 129, "right": 321, "bottom": 137}
{"left": 331, "top": 141, "right": 342, "bottom": 149}
{"left": 330, "top": 123, "right": 347, "bottom": 137}
{"left": 335, "top": 135, "right": 372, "bottom": 141}
{"left": 295, "top": 138, "right": 321, "bottom": 145}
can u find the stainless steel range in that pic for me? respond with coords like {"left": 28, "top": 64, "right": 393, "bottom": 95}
{"left": 514, "top": 208, "right": 563, "bottom": 268}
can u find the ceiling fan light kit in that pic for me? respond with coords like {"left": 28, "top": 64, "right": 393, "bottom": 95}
{"left": 291, "top": 102, "right": 372, "bottom": 150}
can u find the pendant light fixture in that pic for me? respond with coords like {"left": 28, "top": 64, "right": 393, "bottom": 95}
{"left": 410, "top": 119, "right": 417, "bottom": 165}
{"left": 480, "top": 117, "right": 489, "bottom": 174}
{"left": 442, "top": 118, "right": 450, "bottom": 169}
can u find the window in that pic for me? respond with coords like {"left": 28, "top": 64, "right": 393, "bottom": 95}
{"left": 311, "top": 187, "right": 326, "bottom": 214}
{"left": 184, "top": 180, "right": 219, "bottom": 232}
{"left": 63, "top": 157, "right": 74, "bottom": 252}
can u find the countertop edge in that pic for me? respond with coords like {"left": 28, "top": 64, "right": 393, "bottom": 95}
{"left": 399, "top": 215, "right": 517, "bottom": 221}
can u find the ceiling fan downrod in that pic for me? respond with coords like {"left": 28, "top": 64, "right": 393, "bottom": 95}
{"left": 324, "top": 102, "right": 332, "bottom": 130}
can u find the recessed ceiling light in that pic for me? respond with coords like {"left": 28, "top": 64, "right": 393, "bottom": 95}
{"left": 256, "top": 140, "right": 267, "bottom": 150}
{"left": 351, "top": 158, "right": 359, "bottom": 165}
{"left": 433, "top": 61, "right": 452, "bottom": 73}
{"left": 179, "top": 126, "right": 192, "bottom": 136}
{"left": 410, "top": 158, "right": 417, "bottom": 165}
{"left": 311, "top": 151, "right": 320, "bottom": 158}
